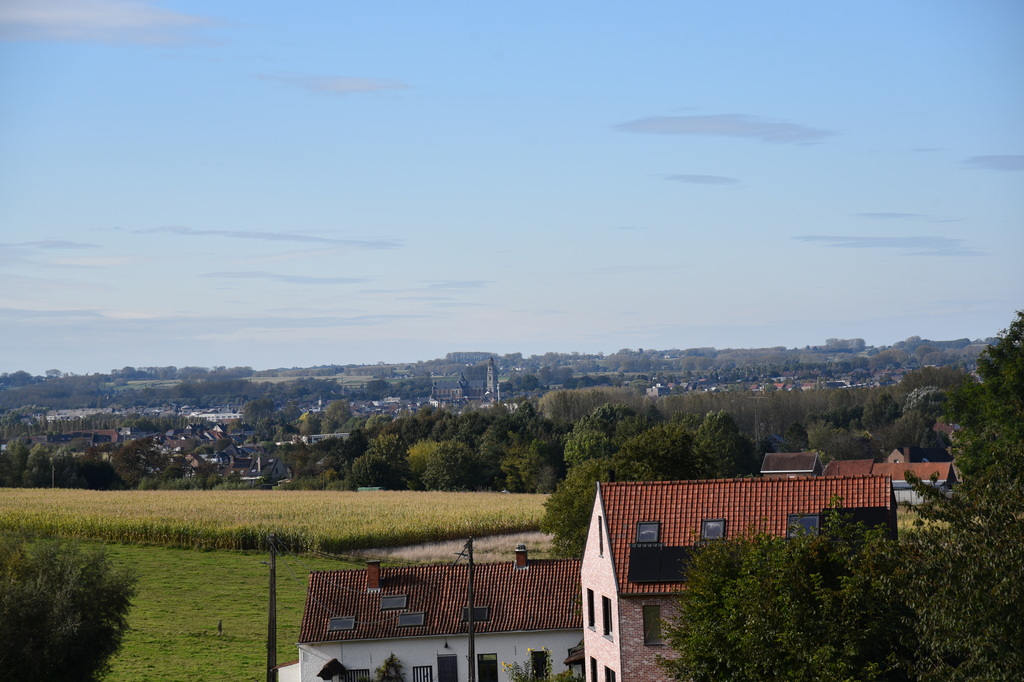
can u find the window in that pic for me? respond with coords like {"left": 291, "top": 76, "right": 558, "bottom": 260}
{"left": 604, "top": 666, "right": 616, "bottom": 682}
{"left": 380, "top": 594, "right": 408, "bottom": 610}
{"left": 701, "top": 518, "right": 726, "bottom": 540}
{"left": 586, "top": 589, "right": 595, "bottom": 628}
{"left": 598, "top": 516, "right": 604, "bottom": 556}
{"left": 397, "top": 612, "right": 425, "bottom": 627}
{"left": 636, "top": 521, "right": 660, "bottom": 543}
{"left": 530, "top": 649, "right": 549, "bottom": 678}
{"left": 787, "top": 514, "right": 821, "bottom": 538}
{"left": 437, "top": 655, "right": 458, "bottom": 682}
{"left": 460, "top": 605, "right": 490, "bottom": 622}
{"left": 601, "top": 595, "right": 613, "bottom": 636}
{"left": 590, "top": 657, "right": 598, "bottom": 682}
{"left": 412, "top": 666, "right": 433, "bottom": 682}
{"left": 643, "top": 605, "right": 663, "bottom": 645}
{"left": 344, "top": 670, "right": 370, "bottom": 682}
{"left": 327, "top": 616, "right": 355, "bottom": 631}
{"left": 477, "top": 653, "right": 498, "bottom": 682}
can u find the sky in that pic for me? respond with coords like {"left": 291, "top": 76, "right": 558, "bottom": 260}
{"left": 1, "top": 1, "right": 1022, "bottom": 376}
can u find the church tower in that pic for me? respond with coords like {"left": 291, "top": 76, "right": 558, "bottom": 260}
{"left": 486, "top": 357, "right": 498, "bottom": 396}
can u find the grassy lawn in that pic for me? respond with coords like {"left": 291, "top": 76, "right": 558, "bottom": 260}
{"left": 101, "top": 543, "right": 357, "bottom": 682}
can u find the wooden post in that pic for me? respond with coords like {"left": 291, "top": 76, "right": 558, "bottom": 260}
{"left": 467, "top": 537, "right": 476, "bottom": 682}
{"left": 267, "top": 533, "right": 277, "bottom": 682}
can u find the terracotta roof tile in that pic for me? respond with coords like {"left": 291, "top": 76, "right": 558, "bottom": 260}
{"left": 300, "top": 558, "right": 581, "bottom": 644}
{"left": 872, "top": 461, "right": 954, "bottom": 482}
{"left": 598, "top": 476, "right": 895, "bottom": 595}
{"left": 822, "top": 459, "right": 876, "bottom": 477}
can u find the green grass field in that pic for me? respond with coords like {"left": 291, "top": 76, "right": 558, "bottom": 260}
{"left": 99, "top": 543, "right": 355, "bottom": 682}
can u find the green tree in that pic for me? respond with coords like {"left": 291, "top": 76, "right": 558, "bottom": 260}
{"left": 540, "top": 459, "right": 613, "bottom": 557}
{"left": 0, "top": 537, "right": 137, "bottom": 681}
{"left": 661, "top": 513, "right": 910, "bottom": 682}
{"left": 892, "top": 312, "right": 1024, "bottom": 680}
{"left": 421, "top": 439, "right": 483, "bottom": 491}
{"left": 945, "top": 311, "right": 1024, "bottom": 478}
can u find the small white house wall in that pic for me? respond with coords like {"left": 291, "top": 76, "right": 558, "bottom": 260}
{"left": 298, "top": 629, "right": 581, "bottom": 682}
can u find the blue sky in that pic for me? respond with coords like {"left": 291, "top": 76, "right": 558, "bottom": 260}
{"left": 1, "top": 0, "right": 1022, "bottom": 375}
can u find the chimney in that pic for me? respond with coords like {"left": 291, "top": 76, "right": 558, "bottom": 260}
{"left": 514, "top": 544, "right": 529, "bottom": 569}
{"left": 366, "top": 561, "right": 381, "bottom": 591}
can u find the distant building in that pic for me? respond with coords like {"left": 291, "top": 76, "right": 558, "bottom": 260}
{"left": 431, "top": 357, "right": 499, "bottom": 406}
{"left": 760, "top": 451, "right": 823, "bottom": 478}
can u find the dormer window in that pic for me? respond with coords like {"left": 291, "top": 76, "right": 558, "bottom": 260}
{"left": 381, "top": 595, "right": 408, "bottom": 610}
{"left": 327, "top": 616, "right": 355, "bottom": 631}
{"left": 787, "top": 514, "right": 821, "bottom": 538}
{"left": 636, "top": 522, "right": 660, "bottom": 543}
{"left": 701, "top": 519, "right": 726, "bottom": 540}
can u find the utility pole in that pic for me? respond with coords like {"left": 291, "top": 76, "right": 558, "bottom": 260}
{"left": 267, "top": 533, "right": 277, "bottom": 682}
{"left": 466, "top": 537, "right": 476, "bottom": 682}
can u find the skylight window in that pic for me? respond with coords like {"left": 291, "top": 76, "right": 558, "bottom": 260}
{"left": 381, "top": 595, "right": 408, "bottom": 610}
{"left": 787, "top": 514, "right": 821, "bottom": 538}
{"left": 397, "top": 612, "right": 425, "bottom": 627}
{"left": 701, "top": 519, "right": 726, "bottom": 540}
{"left": 636, "top": 521, "right": 660, "bottom": 543}
{"left": 461, "top": 606, "right": 490, "bottom": 622}
{"left": 327, "top": 616, "right": 355, "bottom": 631}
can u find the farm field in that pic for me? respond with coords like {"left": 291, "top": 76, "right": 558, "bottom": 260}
{"left": 99, "top": 542, "right": 354, "bottom": 682}
{"left": 0, "top": 489, "right": 547, "bottom": 552}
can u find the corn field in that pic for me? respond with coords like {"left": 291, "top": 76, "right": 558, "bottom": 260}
{"left": 0, "top": 489, "right": 547, "bottom": 553}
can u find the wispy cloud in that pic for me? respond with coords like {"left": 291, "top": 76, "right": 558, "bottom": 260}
{"left": 0, "top": 0, "right": 215, "bottom": 44}
{"left": 136, "top": 226, "right": 401, "bottom": 249}
{"left": 963, "top": 155, "right": 1024, "bottom": 171}
{"left": 795, "top": 235, "right": 980, "bottom": 257}
{"left": 665, "top": 174, "right": 738, "bottom": 185}
{"left": 258, "top": 74, "right": 410, "bottom": 95}
{"left": 426, "top": 280, "right": 491, "bottom": 289}
{"left": 852, "top": 213, "right": 926, "bottom": 220}
{"left": 615, "top": 114, "right": 834, "bottom": 144}
{"left": 1, "top": 240, "right": 100, "bottom": 249}
{"left": 203, "top": 271, "right": 369, "bottom": 285}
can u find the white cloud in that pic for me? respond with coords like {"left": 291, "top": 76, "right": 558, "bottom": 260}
{"left": 615, "top": 114, "right": 834, "bottom": 144}
{"left": 964, "top": 155, "right": 1024, "bottom": 171}
{"left": 665, "top": 174, "right": 739, "bottom": 185}
{"left": 795, "top": 235, "right": 980, "bottom": 257}
{"left": 258, "top": 74, "right": 410, "bottom": 95}
{"left": 0, "top": 0, "right": 214, "bottom": 43}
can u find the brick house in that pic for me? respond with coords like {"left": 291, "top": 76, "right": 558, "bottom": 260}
{"left": 823, "top": 459, "right": 958, "bottom": 504}
{"left": 290, "top": 546, "right": 582, "bottom": 682}
{"left": 580, "top": 477, "right": 897, "bottom": 682}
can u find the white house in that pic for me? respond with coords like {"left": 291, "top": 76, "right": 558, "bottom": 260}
{"left": 293, "top": 546, "right": 582, "bottom": 682}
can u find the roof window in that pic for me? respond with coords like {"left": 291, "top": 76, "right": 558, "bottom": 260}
{"left": 380, "top": 594, "right": 408, "bottom": 610}
{"left": 636, "top": 521, "right": 660, "bottom": 543}
{"left": 397, "top": 612, "right": 425, "bottom": 627}
{"left": 461, "top": 605, "right": 490, "bottom": 622}
{"left": 701, "top": 518, "right": 726, "bottom": 540}
{"left": 787, "top": 514, "right": 821, "bottom": 538}
{"left": 327, "top": 616, "right": 355, "bottom": 631}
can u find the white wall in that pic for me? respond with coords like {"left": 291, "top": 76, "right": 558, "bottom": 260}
{"left": 299, "top": 629, "right": 582, "bottom": 682}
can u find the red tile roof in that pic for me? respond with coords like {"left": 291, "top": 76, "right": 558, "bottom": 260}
{"left": 822, "top": 459, "right": 876, "bottom": 477}
{"left": 300, "top": 558, "right": 581, "bottom": 644}
{"left": 872, "top": 461, "right": 955, "bottom": 483}
{"left": 598, "top": 476, "right": 895, "bottom": 595}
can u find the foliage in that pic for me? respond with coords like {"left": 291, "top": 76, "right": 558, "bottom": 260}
{"left": 660, "top": 512, "right": 910, "bottom": 682}
{"left": 502, "top": 647, "right": 553, "bottom": 681}
{"left": 540, "top": 459, "right": 612, "bottom": 557}
{"left": 374, "top": 652, "right": 405, "bottom": 681}
{"left": 945, "top": 311, "right": 1024, "bottom": 479}
{"left": 893, "top": 312, "right": 1024, "bottom": 680}
{"left": 0, "top": 536, "right": 137, "bottom": 681}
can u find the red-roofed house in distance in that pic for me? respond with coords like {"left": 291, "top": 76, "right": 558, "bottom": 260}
{"left": 823, "top": 459, "right": 958, "bottom": 505}
{"left": 290, "top": 545, "right": 583, "bottom": 682}
{"left": 580, "top": 477, "right": 897, "bottom": 682}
